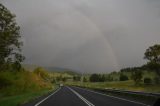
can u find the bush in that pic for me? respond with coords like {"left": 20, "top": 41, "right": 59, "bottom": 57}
{"left": 105, "top": 75, "right": 113, "bottom": 81}
{"left": 144, "top": 77, "right": 152, "bottom": 84}
{"left": 33, "top": 67, "right": 49, "bottom": 80}
{"left": 131, "top": 70, "right": 143, "bottom": 85}
{"left": 0, "top": 72, "right": 13, "bottom": 88}
{"left": 154, "top": 77, "right": 160, "bottom": 84}
{"left": 119, "top": 74, "right": 129, "bottom": 81}
{"left": 83, "top": 77, "right": 87, "bottom": 82}
{"left": 73, "top": 76, "right": 81, "bottom": 81}
{"left": 0, "top": 71, "right": 52, "bottom": 96}
{"left": 89, "top": 74, "right": 100, "bottom": 82}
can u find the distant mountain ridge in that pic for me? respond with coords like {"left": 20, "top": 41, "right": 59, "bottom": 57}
{"left": 22, "top": 64, "right": 80, "bottom": 75}
{"left": 44, "top": 67, "right": 80, "bottom": 75}
{"left": 22, "top": 64, "right": 39, "bottom": 71}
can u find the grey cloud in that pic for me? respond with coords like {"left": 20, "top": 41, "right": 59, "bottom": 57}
{"left": 1, "top": 0, "right": 160, "bottom": 73}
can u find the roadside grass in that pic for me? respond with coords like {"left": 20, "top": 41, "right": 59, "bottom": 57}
{"left": 0, "top": 88, "right": 53, "bottom": 106}
{"left": 0, "top": 70, "right": 56, "bottom": 106}
{"left": 65, "top": 80, "right": 160, "bottom": 93}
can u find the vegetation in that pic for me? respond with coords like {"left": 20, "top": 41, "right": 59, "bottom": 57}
{"left": 131, "top": 70, "right": 143, "bottom": 85}
{"left": 89, "top": 74, "right": 106, "bottom": 82}
{"left": 0, "top": 3, "right": 24, "bottom": 71}
{"left": 65, "top": 80, "right": 160, "bottom": 93}
{"left": 144, "top": 77, "right": 152, "bottom": 85}
{"left": 73, "top": 75, "right": 81, "bottom": 81}
{"left": 144, "top": 44, "right": 160, "bottom": 77}
{"left": 0, "top": 4, "right": 55, "bottom": 106}
{"left": 119, "top": 74, "right": 128, "bottom": 81}
{"left": 0, "top": 88, "right": 55, "bottom": 106}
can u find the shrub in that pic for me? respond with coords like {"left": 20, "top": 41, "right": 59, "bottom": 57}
{"left": 33, "top": 67, "right": 49, "bottom": 80}
{"left": 89, "top": 74, "right": 99, "bottom": 82}
{"left": 0, "top": 72, "right": 13, "bottom": 88}
{"left": 83, "top": 77, "right": 87, "bottom": 82}
{"left": 73, "top": 76, "right": 81, "bottom": 81}
{"left": 144, "top": 77, "right": 152, "bottom": 84}
{"left": 0, "top": 71, "right": 52, "bottom": 96}
{"left": 154, "top": 77, "right": 160, "bottom": 84}
{"left": 131, "top": 70, "right": 143, "bottom": 85}
{"left": 119, "top": 74, "right": 129, "bottom": 81}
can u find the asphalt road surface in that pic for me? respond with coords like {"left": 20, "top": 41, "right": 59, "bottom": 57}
{"left": 25, "top": 86, "right": 149, "bottom": 106}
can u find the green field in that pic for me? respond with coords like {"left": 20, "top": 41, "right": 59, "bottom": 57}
{"left": 65, "top": 80, "right": 160, "bottom": 93}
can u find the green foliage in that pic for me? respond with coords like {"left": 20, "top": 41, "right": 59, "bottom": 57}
{"left": 144, "top": 77, "right": 152, "bottom": 85}
{"left": 144, "top": 44, "right": 160, "bottom": 76}
{"left": 100, "top": 74, "right": 105, "bottom": 82}
{"left": 0, "top": 3, "right": 25, "bottom": 71}
{"left": 0, "top": 72, "right": 13, "bottom": 88}
{"left": 154, "top": 77, "right": 160, "bottom": 84}
{"left": 0, "top": 88, "right": 55, "bottom": 106}
{"left": 0, "top": 71, "right": 52, "bottom": 96}
{"left": 33, "top": 67, "right": 49, "bottom": 81}
{"left": 89, "top": 74, "right": 106, "bottom": 82}
{"left": 89, "top": 74, "right": 100, "bottom": 82}
{"left": 119, "top": 74, "right": 129, "bottom": 81}
{"left": 105, "top": 75, "right": 113, "bottom": 81}
{"left": 131, "top": 70, "right": 143, "bottom": 85}
{"left": 62, "top": 77, "right": 67, "bottom": 82}
{"left": 83, "top": 77, "right": 87, "bottom": 82}
{"left": 144, "top": 44, "right": 160, "bottom": 63}
{"left": 73, "top": 75, "right": 81, "bottom": 81}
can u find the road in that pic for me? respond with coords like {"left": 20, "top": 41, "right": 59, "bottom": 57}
{"left": 25, "top": 86, "right": 149, "bottom": 106}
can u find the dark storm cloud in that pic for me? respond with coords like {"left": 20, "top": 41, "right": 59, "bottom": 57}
{"left": 1, "top": 0, "right": 160, "bottom": 73}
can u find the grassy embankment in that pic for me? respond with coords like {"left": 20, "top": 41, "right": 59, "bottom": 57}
{"left": 66, "top": 70, "right": 160, "bottom": 93}
{"left": 0, "top": 70, "right": 56, "bottom": 106}
{"left": 66, "top": 80, "right": 160, "bottom": 93}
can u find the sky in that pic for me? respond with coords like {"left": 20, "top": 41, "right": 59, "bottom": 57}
{"left": 1, "top": 0, "right": 160, "bottom": 73}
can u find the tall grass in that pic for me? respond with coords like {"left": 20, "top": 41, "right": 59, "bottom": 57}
{"left": 0, "top": 71, "right": 52, "bottom": 96}
{"left": 0, "top": 70, "right": 54, "bottom": 106}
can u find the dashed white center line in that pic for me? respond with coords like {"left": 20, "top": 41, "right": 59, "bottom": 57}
{"left": 67, "top": 87, "right": 95, "bottom": 106}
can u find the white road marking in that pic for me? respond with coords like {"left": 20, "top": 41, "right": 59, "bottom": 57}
{"left": 73, "top": 86, "right": 150, "bottom": 106}
{"left": 67, "top": 87, "right": 95, "bottom": 106}
{"left": 35, "top": 87, "right": 61, "bottom": 106}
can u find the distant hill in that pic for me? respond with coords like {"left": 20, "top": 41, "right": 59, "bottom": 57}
{"left": 44, "top": 67, "right": 80, "bottom": 76}
{"left": 22, "top": 64, "right": 39, "bottom": 71}
{"left": 23, "top": 64, "right": 80, "bottom": 76}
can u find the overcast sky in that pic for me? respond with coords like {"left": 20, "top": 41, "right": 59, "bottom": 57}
{"left": 1, "top": 0, "right": 160, "bottom": 73}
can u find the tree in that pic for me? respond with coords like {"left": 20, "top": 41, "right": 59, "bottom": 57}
{"left": 83, "top": 77, "right": 87, "bottom": 82}
{"left": 89, "top": 74, "right": 99, "bottom": 82}
{"left": 144, "top": 77, "right": 152, "bottom": 85}
{"left": 119, "top": 74, "right": 129, "bottom": 81}
{"left": 144, "top": 44, "right": 160, "bottom": 77}
{"left": 105, "top": 75, "right": 113, "bottom": 81}
{"left": 131, "top": 70, "right": 143, "bottom": 85}
{"left": 99, "top": 74, "right": 105, "bottom": 82}
{"left": 0, "top": 3, "right": 24, "bottom": 71}
{"left": 73, "top": 76, "right": 81, "bottom": 81}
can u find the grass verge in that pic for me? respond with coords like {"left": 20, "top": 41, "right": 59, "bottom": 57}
{"left": 0, "top": 86, "right": 58, "bottom": 106}
{"left": 65, "top": 81, "right": 160, "bottom": 105}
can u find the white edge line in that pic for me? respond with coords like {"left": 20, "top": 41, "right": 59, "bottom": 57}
{"left": 73, "top": 86, "right": 150, "bottom": 106}
{"left": 67, "top": 86, "right": 95, "bottom": 106}
{"left": 35, "top": 87, "right": 61, "bottom": 106}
